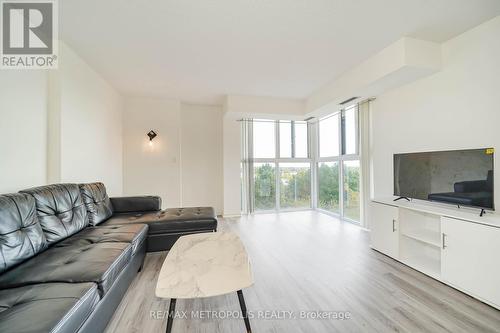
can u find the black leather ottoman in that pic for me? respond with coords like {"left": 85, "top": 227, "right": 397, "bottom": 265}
{"left": 102, "top": 207, "right": 218, "bottom": 251}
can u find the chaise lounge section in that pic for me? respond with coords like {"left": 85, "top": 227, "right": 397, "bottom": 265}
{"left": 0, "top": 182, "right": 218, "bottom": 333}
{"left": 80, "top": 182, "right": 218, "bottom": 251}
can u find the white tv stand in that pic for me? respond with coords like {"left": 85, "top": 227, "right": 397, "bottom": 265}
{"left": 370, "top": 197, "right": 500, "bottom": 310}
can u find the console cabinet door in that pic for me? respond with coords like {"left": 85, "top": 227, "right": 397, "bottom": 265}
{"left": 441, "top": 217, "right": 500, "bottom": 308}
{"left": 369, "top": 203, "right": 399, "bottom": 259}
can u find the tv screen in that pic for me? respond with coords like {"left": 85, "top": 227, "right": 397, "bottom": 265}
{"left": 394, "top": 148, "right": 494, "bottom": 210}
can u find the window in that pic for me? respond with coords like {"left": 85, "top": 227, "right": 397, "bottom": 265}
{"left": 242, "top": 112, "right": 361, "bottom": 218}
{"left": 318, "top": 162, "right": 339, "bottom": 213}
{"left": 343, "top": 106, "right": 357, "bottom": 155}
{"left": 253, "top": 120, "right": 275, "bottom": 158}
{"left": 279, "top": 121, "right": 308, "bottom": 158}
{"left": 280, "top": 163, "right": 311, "bottom": 209}
{"left": 317, "top": 105, "right": 360, "bottom": 223}
{"left": 279, "top": 121, "right": 292, "bottom": 158}
{"left": 319, "top": 114, "right": 339, "bottom": 157}
{"left": 294, "top": 122, "right": 308, "bottom": 158}
{"left": 246, "top": 119, "right": 311, "bottom": 212}
{"left": 254, "top": 163, "right": 276, "bottom": 210}
{"left": 343, "top": 160, "right": 360, "bottom": 221}
{"left": 243, "top": 111, "right": 360, "bottom": 220}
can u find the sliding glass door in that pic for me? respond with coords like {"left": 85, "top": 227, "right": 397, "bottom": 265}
{"left": 317, "top": 105, "right": 360, "bottom": 223}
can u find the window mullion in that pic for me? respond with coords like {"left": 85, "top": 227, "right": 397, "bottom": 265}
{"left": 248, "top": 121, "right": 255, "bottom": 213}
{"left": 276, "top": 161, "right": 280, "bottom": 211}
{"left": 338, "top": 111, "right": 344, "bottom": 219}
{"left": 341, "top": 110, "right": 346, "bottom": 156}
{"left": 275, "top": 121, "right": 280, "bottom": 211}
{"left": 275, "top": 120, "right": 280, "bottom": 159}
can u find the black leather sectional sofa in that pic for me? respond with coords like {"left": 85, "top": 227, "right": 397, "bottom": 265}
{"left": 0, "top": 182, "right": 217, "bottom": 333}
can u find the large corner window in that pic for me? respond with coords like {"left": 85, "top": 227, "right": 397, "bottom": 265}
{"left": 317, "top": 105, "right": 360, "bottom": 223}
{"left": 247, "top": 119, "right": 311, "bottom": 212}
{"left": 242, "top": 107, "right": 361, "bottom": 222}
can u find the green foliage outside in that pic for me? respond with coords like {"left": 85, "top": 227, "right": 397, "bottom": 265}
{"left": 254, "top": 162, "right": 359, "bottom": 221}
{"left": 318, "top": 163, "right": 360, "bottom": 221}
{"left": 343, "top": 164, "right": 360, "bottom": 221}
{"left": 280, "top": 167, "right": 311, "bottom": 208}
{"left": 254, "top": 164, "right": 311, "bottom": 210}
{"left": 318, "top": 163, "right": 340, "bottom": 212}
{"left": 254, "top": 164, "right": 276, "bottom": 210}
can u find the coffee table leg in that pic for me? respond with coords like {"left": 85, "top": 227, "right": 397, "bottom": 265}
{"left": 166, "top": 298, "right": 176, "bottom": 333}
{"left": 237, "top": 290, "right": 252, "bottom": 333}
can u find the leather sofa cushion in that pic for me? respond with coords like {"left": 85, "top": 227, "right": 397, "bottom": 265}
{"left": 0, "top": 194, "right": 47, "bottom": 273}
{"left": 20, "top": 184, "right": 89, "bottom": 245}
{"left": 110, "top": 196, "right": 162, "bottom": 213}
{"left": 79, "top": 183, "right": 113, "bottom": 226}
{"left": 103, "top": 207, "right": 217, "bottom": 234}
{"left": 55, "top": 224, "right": 148, "bottom": 255}
{"left": 0, "top": 242, "right": 132, "bottom": 296}
{"left": 0, "top": 282, "right": 99, "bottom": 333}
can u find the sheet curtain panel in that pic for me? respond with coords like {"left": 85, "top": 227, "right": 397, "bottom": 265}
{"left": 358, "top": 99, "right": 372, "bottom": 228}
{"left": 240, "top": 119, "right": 253, "bottom": 214}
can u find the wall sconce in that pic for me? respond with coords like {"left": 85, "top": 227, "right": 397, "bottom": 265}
{"left": 147, "top": 130, "right": 157, "bottom": 146}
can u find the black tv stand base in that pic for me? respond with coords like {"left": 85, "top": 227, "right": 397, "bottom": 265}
{"left": 480, "top": 209, "right": 486, "bottom": 217}
{"left": 394, "top": 196, "right": 410, "bottom": 202}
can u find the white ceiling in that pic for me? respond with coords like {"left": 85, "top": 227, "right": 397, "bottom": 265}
{"left": 60, "top": 0, "right": 500, "bottom": 105}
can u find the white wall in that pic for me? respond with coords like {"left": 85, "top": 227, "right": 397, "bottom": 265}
{"left": 0, "top": 71, "right": 48, "bottom": 193}
{"left": 0, "top": 42, "right": 124, "bottom": 195}
{"left": 371, "top": 16, "right": 500, "bottom": 209}
{"left": 122, "top": 98, "right": 182, "bottom": 208}
{"left": 180, "top": 104, "right": 223, "bottom": 214}
{"left": 222, "top": 112, "right": 242, "bottom": 216}
{"left": 55, "top": 43, "right": 124, "bottom": 196}
{"left": 122, "top": 99, "right": 225, "bottom": 213}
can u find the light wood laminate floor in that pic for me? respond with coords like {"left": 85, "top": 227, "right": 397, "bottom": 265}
{"left": 104, "top": 211, "right": 500, "bottom": 333}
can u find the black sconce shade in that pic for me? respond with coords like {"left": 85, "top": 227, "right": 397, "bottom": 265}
{"left": 147, "top": 130, "right": 157, "bottom": 141}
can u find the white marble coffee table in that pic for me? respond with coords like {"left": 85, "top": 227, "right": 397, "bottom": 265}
{"left": 155, "top": 231, "right": 254, "bottom": 333}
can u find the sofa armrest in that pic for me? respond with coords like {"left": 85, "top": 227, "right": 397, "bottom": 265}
{"left": 110, "top": 196, "right": 162, "bottom": 213}
{"left": 454, "top": 180, "right": 487, "bottom": 193}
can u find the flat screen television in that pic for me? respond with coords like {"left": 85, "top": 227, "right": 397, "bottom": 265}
{"left": 394, "top": 148, "right": 494, "bottom": 210}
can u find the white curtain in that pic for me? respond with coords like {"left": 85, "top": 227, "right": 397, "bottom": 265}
{"left": 240, "top": 119, "right": 253, "bottom": 214}
{"left": 358, "top": 99, "right": 373, "bottom": 229}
